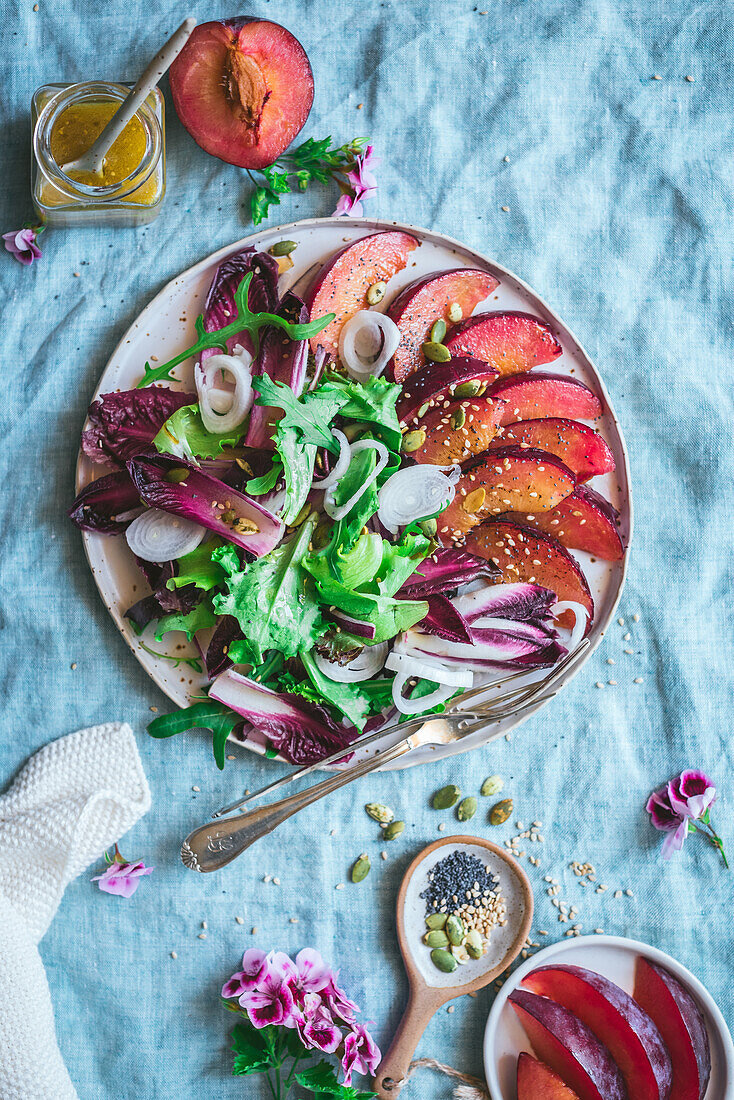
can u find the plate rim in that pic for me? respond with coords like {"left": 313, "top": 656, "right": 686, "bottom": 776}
{"left": 482, "top": 932, "right": 734, "bottom": 1099}
{"left": 74, "top": 215, "right": 634, "bottom": 768}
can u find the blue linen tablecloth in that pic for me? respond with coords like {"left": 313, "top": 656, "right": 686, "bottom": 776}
{"left": 1, "top": 0, "right": 732, "bottom": 1095}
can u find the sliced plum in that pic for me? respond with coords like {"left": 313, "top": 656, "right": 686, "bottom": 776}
{"left": 522, "top": 965, "right": 672, "bottom": 1100}
{"left": 305, "top": 231, "right": 419, "bottom": 359}
{"left": 490, "top": 417, "right": 614, "bottom": 481}
{"left": 501, "top": 484, "right": 625, "bottom": 561}
{"left": 409, "top": 394, "right": 505, "bottom": 466}
{"left": 517, "top": 1052, "right": 581, "bottom": 1099}
{"left": 634, "top": 958, "right": 711, "bottom": 1100}
{"left": 441, "top": 447, "right": 576, "bottom": 537}
{"left": 509, "top": 989, "right": 626, "bottom": 1100}
{"left": 396, "top": 356, "right": 499, "bottom": 424}
{"left": 445, "top": 311, "right": 562, "bottom": 377}
{"left": 464, "top": 520, "right": 594, "bottom": 630}
{"left": 170, "top": 18, "right": 314, "bottom": 170}
{"left": 490, "top": 372, "right": 602, "bottom": 425}
{"left": 387, "top": 269, "right": 499, "bottom": 382}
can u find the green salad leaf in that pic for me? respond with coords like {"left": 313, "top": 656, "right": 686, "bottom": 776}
{"left": 253, "top": 375, "right": 347, "bottom": 450}
{"left": 246, "top": 460, "right": 283, "bottom": 496}
{"left": 304, "top": 558, "right": 428, "bottom": 643}
{"left": 166, "top": 540, "right": 226, "bottom": 592}
{"left": 300, "top": 652, "right": 392, "bottom": 730}
{"left": 213, "top": 517, "right": 324, "bottom": 665}
{"left": 320, "top": 373, "right": 403, "bottom": 450}
{"left": 152, "top": 404, "right": 242, "bottom": 460}
{"left": 374, "top": 530, "right": 431, "bottom": 596}
{"left": 278, "top": 434, "right": 317, "bottom": 525}
{"left": 154, "top": 599, "right": 216, "bottom": 640}
{"left": 331, "top": 529, "right": 383, "bottom": 589}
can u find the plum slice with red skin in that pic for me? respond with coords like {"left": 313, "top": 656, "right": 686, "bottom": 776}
{"left": 523, "top": 965, "right": 672, "bottom": 1100}
{"left": 445, "top": 310, "right": 562, "bottom": 377}
{"left": 502, "top": 483, "right": 624, "bottom": 561}
{"left": 509, "top": 989, "right": 626, "bottom": 1100}
{"left": 409, "top": 394, "right": 505, "bottom": 466}
{"left": 490, "top": 417, "right": 614, "bottom": 481}
{"left": 517, "top": 1052, "right": 581, "bottom": 1099}
{"left": 490, "top": 372, "right": 602, "bottom": 425}
{"left": 464, "top": 520, "right": 594, "bottom": 631}
{"left": 170, "top": 19, "right": 314, "bottom": 170}
{"left": 387, "top": 269, "right": 500, "bottom": 382}
{"left": 634, "top": 958, "right": 711, "bottom": 1100}
{"left": 396, "top": 356, "right": 499, "bottom": 424}
{"left": 441, "top": 447, "right": 576, "bottom": 536}
{"left": 304, "top": 231, "right": 419, "bottom": 359}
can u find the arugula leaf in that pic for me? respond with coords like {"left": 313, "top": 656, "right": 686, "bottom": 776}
{"left": 152, "top": 404, "right": 242, "bottom": 460}
{"left": 166, "top": 540, "right": 226, "bottom": 592}
{"left": 230, "top": 1022, "right": 275, "bottom": 1076}
{"left": 147, "top": 700, "right": 240, "bottom": 769}
{"left": 153, "top": 599, "right": 216, "bottom": 640}
{"left": 253, "top": 375, "right": 347, "bottom": 449}
{"left": 246, "top": 460, "right": 283, "bottom": 496}
{"left": 213, "top": 517, "right": 324, "bottom": 665}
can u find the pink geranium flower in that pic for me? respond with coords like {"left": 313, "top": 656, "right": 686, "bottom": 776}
{"left": 221, "top": 948, "right": 268, "bottom": 999}
{"left": 647, "top": 769, "right": 727, "bottom": 867}
{"left": 342, "top": 1023, "right": 381, "bottom": 1086}
{"left": 323, "top": 974, "right": 361, "bottom": 1025}
{"left": 241, "top": 968, "right": 301, "bottom": 1029}
{"left": 3, "top": 226, "right": 43, "bottom": 266}
{"left": 299, "top": 993, "right": 342, "bottom": 1054}
{"left": 92, "top": 847, "right": 153, "bottom": 898}
{"left": 333, "top": 145, "right": 380, "bottom": 218}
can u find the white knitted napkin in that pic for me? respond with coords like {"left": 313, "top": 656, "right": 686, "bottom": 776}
{"left": 0, "top": 722, "right": 151, "bottom": 1100}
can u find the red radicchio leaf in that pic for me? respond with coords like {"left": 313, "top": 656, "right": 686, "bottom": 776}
{"left": 398, "top": 547, "right": 499, "bottom": 598}
{"left": 245, "top": 292, "right": 309, "bottom": 450}
{"left": 68, "top": 470, "right": 141, "bottom": 533}
{"left": 418, "top": 594, "right": 473, "bottom": 643}
{"left": 81, "top": 388, "right": 195, "bottom": 467}
{"left": 202, "top": 247, "right": 280, "bottom": 361}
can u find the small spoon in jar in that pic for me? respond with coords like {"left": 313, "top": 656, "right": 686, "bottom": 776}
{"left": 61, "top": 18, "right": 195, "bottom": 179}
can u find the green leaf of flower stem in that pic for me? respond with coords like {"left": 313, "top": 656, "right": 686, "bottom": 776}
{"left": 147, "top": 700, "right": 240, "bottom": 770}
{"left": 137, "top": 274, "right": 335, "bottom": 388}
{"left": 261, "top": 166, "right": 291, "bottom": 194}
{"left": 251, "top": 185, "right": 280, "bottom": 227}
{"left": 295, "top": 1059, "right": 377, "bottom": 1099}
{"left": 230, "top": 1022, "right": 274, "bottom": 1076}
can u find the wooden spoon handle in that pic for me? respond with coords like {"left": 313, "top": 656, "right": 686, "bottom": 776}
{"left": 372, "top": 990, "right": 443, "bottom": 1099}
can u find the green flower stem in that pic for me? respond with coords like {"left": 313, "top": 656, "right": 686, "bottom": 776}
{"left": 689, "top": 821, "right": 729, "bottom": 868}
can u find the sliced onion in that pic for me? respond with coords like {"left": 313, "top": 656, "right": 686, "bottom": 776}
{"left": 313, "top": 642, "right": 388, "bottom": 683}
{"left": 312, "top": 429, "right": 351, "bottom": 489}
{"left": 391, "top": 674, "right": 462, "bottom": 715}
{"left": 553, "top": 601, "right": 588, "bottom": 651}
{"left": 378, "top": 465, "right": 458, "bottom": 534}
{"left": 323, "top": 440, "right": 389, "bottom": 521}
{"left": 125, "top": 508, "right": 205, "bottom": 562}
{"left": 195, "top": 352, "right": 254, "bottom": 434}
{"left": 386, "top": 650, "right": 473, "bottom": 688}
{"left": 339, "top": 311, "right": 401, "bottom": 380}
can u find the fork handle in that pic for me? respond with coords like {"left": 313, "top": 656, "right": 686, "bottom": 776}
{"left": 181, "top": 735, "right": 417, "bottom": 872}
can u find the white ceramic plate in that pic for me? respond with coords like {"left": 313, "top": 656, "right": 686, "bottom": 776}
{"left": 483, "top": 935, "right": 734, "bottom": 1099}
{"left": 75, "top": 217, "right": 632, "bottom": 768}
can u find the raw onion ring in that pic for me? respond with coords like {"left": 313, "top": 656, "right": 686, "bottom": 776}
{"left": 377, "top": 465, "right": 459, "bottom": 533}
{"left": 312, "top": 429, "right": 351, "bottom": 490}
{"left": 323, "top": 440, "right": 389, "bottom": 521}
{"left": 338, "top": 310, "right": 401, "bottom": 380}
{"left": 552, "top": 600, "right": 588, "bottom": 651}
{"left": 125, "top": 508, "right": 205, "bottom": 563}
{"left": 195, "top": 352, "right": 254, "bottom": 434}
{"left": 313, "top": 642, "right": 388, "bottom": 683}
{"left": 385, "top": 650, "right": 473, "bottom": 688}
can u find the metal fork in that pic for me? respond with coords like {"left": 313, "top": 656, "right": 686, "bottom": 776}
{"left": 180, "top": 641, "right": 589, "bottom": 873}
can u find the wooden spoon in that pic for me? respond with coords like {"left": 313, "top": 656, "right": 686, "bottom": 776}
{"left": 373, "top": 835, "right": 533, "bottom": 1099}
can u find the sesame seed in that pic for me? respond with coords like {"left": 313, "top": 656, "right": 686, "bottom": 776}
{"left": 438, "top": 822, "right": 446, "bottom": 832}
{"left": 70, "top": 662, "right": 77, "bottom": 670}
{"left": 447, "top": 1005, "right": 455, "bottom": 1013}
{"left": 273, "top": 877, "right": 281, "bottom": 885}
{"left": 624, "top": 648, "right": 634, "bottom": 654}
{"left": 614, "top": 890, "right": 623, "bottom": 899}
{"left": 634, "top": 677, "right": 644, "bottom": 684}
{"left": 501, "top": 205, "right": 510, "bottom": 213}
{"left": 608, "top": 679, "right": 618, "bottom": 686}
{"left": 626, "top": 889, "right": 634, "bottom": 897}
{"left": 198, "top": 933, "right": 207, "bottom": 940}
{"left": 263, "top": 875, "right": 271, "bottom": 883}
{"left": 381, "top": 851, "right": 388, "bottom": 860}
{"left": 595, "top": 681, "right": 604, "bottom": 689}
{"left": 289, "top": 917, "right": 299, "bottom": 924}
{"left": 607, "top": 658, "right": 615, "bottom": 665}
{"left": 618, "top": 617, "right": 625, "bottom": 626}
{"left": 235, "top": 916, "right": 244, "bottom": 924}
{"left": 252, "top": 927, "right": 258, "bottom": 934}
{"left": 201, "top": 921, "right": 207, "bottom": 930}
{"left": 150, "top": 706, "right": 158, "bottom": 712}
{"left": 623, "top": 632, "right": 631, "bottom": 641}
{"left": 652, "top": 73, "right": 662, "bottom": 80}
{"left": 336, "top": 883, "right": 345, "bottom": 890}
{"left": 685, "top": 75, "right": 694, "bottom": 82}
{"left": 192, "top": 785, "right": 200, "bottom": 792}
{"left": 170, "top": 951, "right": 178, "bottom": 959}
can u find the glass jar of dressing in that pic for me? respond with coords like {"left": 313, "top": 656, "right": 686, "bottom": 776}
{"left": 32, "top": 81, "right": 165, "bottom": 228}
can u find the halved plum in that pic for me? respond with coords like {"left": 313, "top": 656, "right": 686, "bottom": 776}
{"left": 170, "top": 19, "right": 314, "bottom": 170}
{"left": 305, "top": 231, "right": 419, "bottom": 359}
{"left": 517, "top": 1052, "right": 581, "bottom": 1099}
{"left": 490, "top": 418, "right": 614, "bottom": 481}
{"left": 509, "top": 989, "right": 626, "bottom": 1100}
{"left": 522, "top": 965, "right": 672, "bottom": 1100}
{"left": 396, "top": 356, "right": 499, "bottom": 424}
{"left": 441, "top": 447, "right": 576, "bottom": 536}
{"left": 445, "top": 311, "right": 562, "bottom": 377}
{"left": 387, "top": 269, "right": 499, "bottom": 382}
{"left": 464, "top": 520, "right": 594, "bottom": 630}
{"left": 634, "top": 958, "right": 711, "bottom": 1100}
{"left": 409, "top": 394, "right": 505, "bottom": 465}
{"left": 501, "top": 484, "right": 624, "bottom": 561}
{"left": 490, "top": 372, "right": 602, "bottom": 425}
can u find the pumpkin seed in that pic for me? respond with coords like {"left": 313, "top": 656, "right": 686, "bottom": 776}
{"left": 446, "top": 914, "right": 465, "bottom": 945}
{"left": 448, "top": 302, "right": 463, "bottom": 323}
{"left": 451, "top": 944, "right": 470, "bottom": 964}
{"left": 165, "top": 468, "right": 189, "bottom": 484}
{"left": 419, "top": 518, "right": 438, "bottom": 538}
{"left": 367, "top": 280, "right": 387, "bottom": 305}
{"left": 490, "top": 798, "right": 514, "bottom": 826}
{"left": 430, "top": 318, "right": 447, "bottom": 344}
{"left": 481, "top": 775, "right": 504, "bottom": 797}
{"left": 351, "top": 854, "right": 371, "bottom": 882}
{"left": 453, "top": 379, "right": 482, "bottom": 399}
{"left": 450, "top": 407, "right": 466, "bottom": 430}
{"left": 465, "top": 929, "right": 484, "bottom": 959}
{"left": 425, "top": 913, "right": 448, "bottom": 930}
{"left": 269, "top": 239, "right": 298, "bottom": 256}
{"left": 365, "top": 803, "right": 394, "bottom": 825}
{"left": 422, "top": 341, "right": 452, "bottom": 363}
{"left": 462, "top": 487, "right": 486, "bottom": 514}
{"left": 402, "top": 429, "right": 426, "bottom": 453}
{"left": 432, "top": 784, "right": 461, "bottom": 809}
{"left": 292, "top": 502, "right": 312, "bottom": 527}
{"left": 424, "top": 930, "right": 450, "bottom": 949}
{"left": 383, "top": 820, "right": 405, "bottom": 841}
{"left": 312, "top": 520, "right": 332, "bottom": 549}
{"left": 417, "top": 401, "right": 430, "bottom": 419}
{"left": 430, "top": 948, "right": 457, "bottom": 973}
{"left": 457, "top": 796, "right": 477, "bottom": 821}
